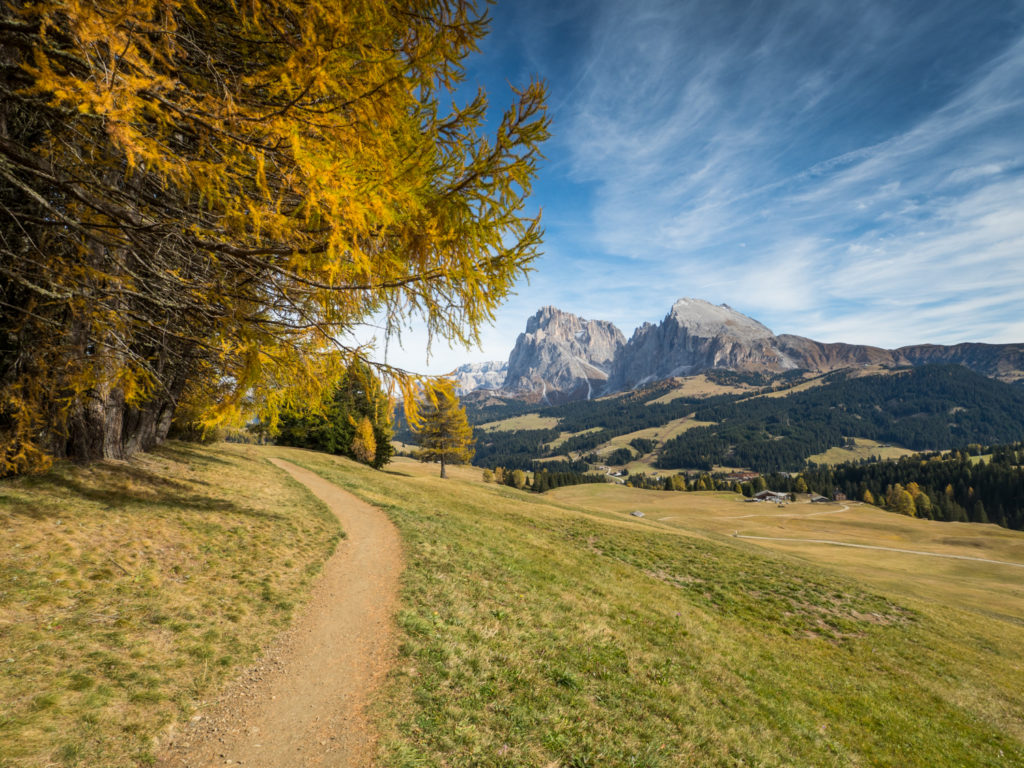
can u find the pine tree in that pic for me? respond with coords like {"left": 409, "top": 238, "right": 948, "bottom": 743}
{"left": 414, "top": 382, "right": 475, "bottom": 479}
{"left": 276, "top": 362, "right": 394, "bottom": 468}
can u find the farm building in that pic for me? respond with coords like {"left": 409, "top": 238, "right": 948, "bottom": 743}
{"left": 752, "top": 490, "right": 789, "bottom": 503}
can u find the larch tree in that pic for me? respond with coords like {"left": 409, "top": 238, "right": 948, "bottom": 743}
{"left": 414, "top": 380, "right": 473, "bottom": 478}
{"left": 0, "top": 0, "right": 548, "bottom": 474}
{"left": 350, "top": 416, "right": 377, "bottom": 466}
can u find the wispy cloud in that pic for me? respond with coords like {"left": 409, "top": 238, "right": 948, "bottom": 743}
{"left": 386, "top": 0, "right": 1024, "bottom": 373}
{"left": 541, "top": 0, "right": 1024, "bottom": 348}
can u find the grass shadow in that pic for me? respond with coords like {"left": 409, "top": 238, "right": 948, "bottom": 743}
{"left": 2, "top": 450, "right": 286, "bottom": 522}
{"left": 156, "top": 441, "right": 235, "bottom": 468}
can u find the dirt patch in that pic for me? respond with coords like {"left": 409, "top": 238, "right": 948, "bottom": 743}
{"left": 156, "top": 458, "right": 402, "bottom": 768}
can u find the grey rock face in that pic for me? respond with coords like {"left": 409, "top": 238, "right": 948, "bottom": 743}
{"left": 450, "top": 361, "right": 508, "bottom": 395}
{"left": 457, "top": 299, "right": 1024, "bottom": 401}
{"left": 608, "top": 298, "right": 800, "bottom": 390}
{"left": 503, "top": 306, "right": 625, "bottom": 401}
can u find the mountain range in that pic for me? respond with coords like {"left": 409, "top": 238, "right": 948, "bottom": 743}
{"left": 455, "top": 298, "right": 1024, "bottom": 401}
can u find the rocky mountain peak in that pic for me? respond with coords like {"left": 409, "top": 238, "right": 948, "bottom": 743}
{"left": 503, "top": 307, "right": 625, "bottom": 402}
{"left": 457, "top": 299, "right": 1024, "bottom": 403}
{"left": 608, "top": 298, "right": 795, "bottom": 391}
{"left": 451, "top": 361, "right": 508, "bottom": 395}
{"left": 669, "top": 298, "right": 775, "bottom": 341}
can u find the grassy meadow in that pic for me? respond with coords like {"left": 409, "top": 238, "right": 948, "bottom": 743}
{"left": 3, "top": 442, "right": 1023, "bottom": 767}
{"left": 807, "top": 438, "right": 917, "bottom": 466}
{"left": 0, "top": 444, "right": 341, "bottom": 767}
{"left": 275, "top": 450, "right": 1024, "bottom": 768}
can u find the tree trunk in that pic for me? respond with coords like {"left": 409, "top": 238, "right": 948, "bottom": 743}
{"left": 440, "top": 455, "right": 447, "bottom": 478}
{"left": 65, "top": 383, "right": 126, "bottom": 461}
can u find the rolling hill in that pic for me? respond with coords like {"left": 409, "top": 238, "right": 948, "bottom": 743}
{"left": 4, "top": 444, "right": 1023, "bottom": 766}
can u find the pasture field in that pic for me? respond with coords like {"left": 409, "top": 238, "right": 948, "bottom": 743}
{"left": 643, "top": 375, "right": 751, "bottom": 403}
{"left": 4, "top": 443, "right": 1023, "bottom": 767}
{"left": 807, "top": 437, "right": 917, "bottom": 466}
{"left": 278, "top": 451, "right": 1024, "bottom": 768}
{"left": 596, "top": 418, "right": 715, "bottom": 461}
{"left": 477, "top": 414, "right": 561, "bottom": 432}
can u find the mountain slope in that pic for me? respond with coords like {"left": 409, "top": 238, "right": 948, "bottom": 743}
{"left": 469, "top": 299, "right": 1024, "bottom": 402}
{"left": 656, "top": 365, "right": 1024, "bottom": 472}
{"left": 503, "top": 306, "right": 625, "bottom": 402}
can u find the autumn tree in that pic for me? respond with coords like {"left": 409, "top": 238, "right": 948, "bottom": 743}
{"left": 350, "top": 417, "right": 378, "bottom": 466}
{"left": 0, "top": 0, "right": 548, "bottom": 473}
{"left": 414, "top": 381, "right": 474, "bottom": 478}
{"left": 276, "top": 361, "right": 394, "bottom": 469}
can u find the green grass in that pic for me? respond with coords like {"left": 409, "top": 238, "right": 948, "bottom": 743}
{"left": 275, "top": 451, "right": 1024, "bottom": 768}
{"left": 0, "top": 443, "right": 341, "bottom": 767}
{"left": 5, "top": 443, "right": 1023, "bottom": 766}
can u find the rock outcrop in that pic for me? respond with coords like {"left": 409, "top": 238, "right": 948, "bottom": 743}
{"left": 458, "top": 299, "right": 1024, "bottom": 401}
{"left": 608, "top": 298, "right": 799, "bottom": 390}
{"left": 450, "top": 361, "right": 508, "bottom": 395}
{"left": 503, "top": 306, "right": 625, "bottom": 402}
{"left": 608, "top": 298, "right": 1024, "bottom": 390}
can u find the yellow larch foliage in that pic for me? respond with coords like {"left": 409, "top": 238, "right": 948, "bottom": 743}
{"left": 0, "top": 0, "right": 548, "bottom": 469}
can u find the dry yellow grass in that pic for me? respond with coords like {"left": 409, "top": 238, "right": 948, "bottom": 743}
{"left": 0, "top": 443, "right": 340, "bottom": 767}
{"left": 643, "top": 374, "right": 751, "bottom": 404}
{"left": 596, "top": 418, "right": 714, "bottom": 458}
{"left": 286, "top": 450, "right": 1024, "bottom": 766}
{"left": 808, "top": 437, "right": 916, "bottom": 465}
{"left": 547, "top": 483, "right": 1024, "bottom": 620}
{"left": 476, "top": 413, "right": 560, "bottom": 431}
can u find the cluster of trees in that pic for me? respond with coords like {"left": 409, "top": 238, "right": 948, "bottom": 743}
{"left": 630, "top": 438, "right": 657, "bottom": 454}
{"left": 481, "top": 465, "right": 606, "bottom": 493}
{"left": 657, "top": 366, "right": 1024, "bottom": 471}
{"left": 0, "top": 0, "right": 547, "bottom": 474}
{"left": 607, "top": 447, "right": 635, "bottom": 465}
{"left": 473, "top": 427, "right": 562, "bottom": 470}
{"left": 753, "top": 442, "right": 1024, "bottom": 529}
{"left": 275, "top": 364, "right": 394, "bottom": 469}
{"left": 625, "top": 471, "right": 757, "bottom": 493}
{"left": 532, "top": 469, "right": 606, "bottom": 493}
{"left": 482, "top": 466, "right": 527, "bottom": 489}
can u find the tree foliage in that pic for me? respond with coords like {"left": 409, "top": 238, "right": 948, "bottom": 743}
{"left": 414, "top": 380, "right": 474, "bottom": 477}
{"left": 762, "top": 442, "right": 1024, "bottom": 530}
{"left": 275, "top": 361, "right": 394, "bottom": 468}
{"left": 0, "top": 0, "right": 548, "bottom": 472}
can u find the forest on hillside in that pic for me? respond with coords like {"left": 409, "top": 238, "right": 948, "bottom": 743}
{"left": 468, "top": 365, "right": 1024, "bottom": 474}
{"left": 762, "top": 443, "right": 1024, "bottom": 530}
{"left": 655, "top": 366, "right": 1024, "bottom": 471}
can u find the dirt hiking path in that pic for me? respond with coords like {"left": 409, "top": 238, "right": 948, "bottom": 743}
{"left": 157, "top": 458, "right": 402, "bottom": 768}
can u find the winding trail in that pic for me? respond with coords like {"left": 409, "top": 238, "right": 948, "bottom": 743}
{"left": 733, "top": 533, "right": 1024, "bottom": 569}
{"left": 157, "top": 458, "right": 402, "bottom": 768}
{"left": 725, "top": 503, "right": 850, "bottom": 520}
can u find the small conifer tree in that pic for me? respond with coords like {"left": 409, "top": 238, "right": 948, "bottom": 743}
{"left": 414, "top": 381, "right": 475, "bottom": 478}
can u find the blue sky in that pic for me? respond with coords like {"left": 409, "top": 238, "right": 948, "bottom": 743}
{"left": 379, "top": 0, "right": 1024, "bottom": 375}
